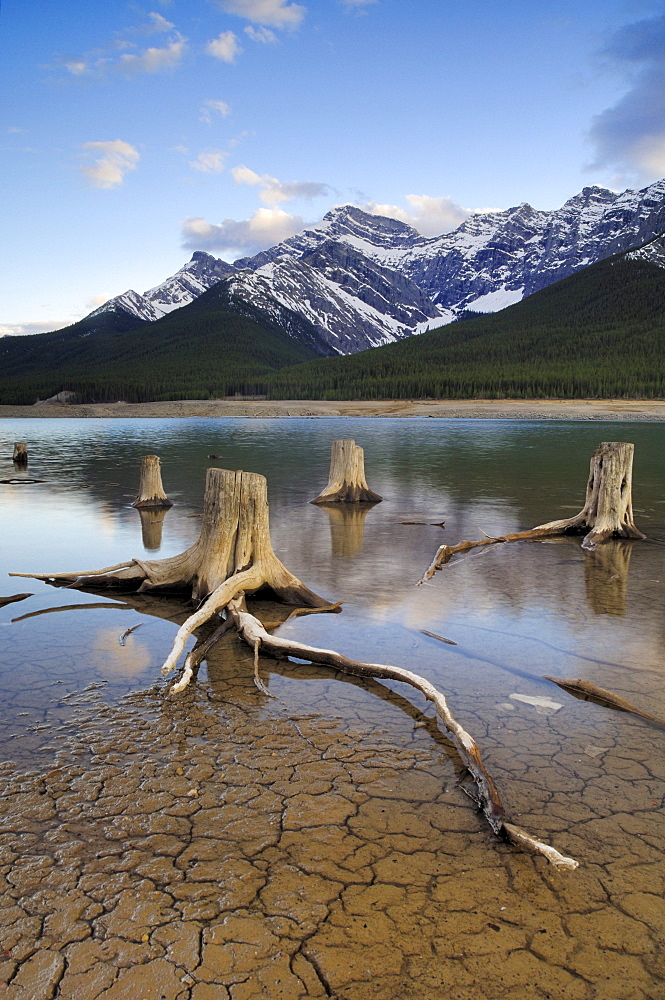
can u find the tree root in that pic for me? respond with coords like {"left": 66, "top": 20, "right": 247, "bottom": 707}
{"left": 187, "top": 598, "right": 576, "bottom": 870}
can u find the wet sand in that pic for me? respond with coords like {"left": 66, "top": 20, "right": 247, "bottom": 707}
{"left": 1, "top": 398, "right": 665, "bottom": 420}
{"left": 2, "top": 618, "right": 665, "bottom": 999}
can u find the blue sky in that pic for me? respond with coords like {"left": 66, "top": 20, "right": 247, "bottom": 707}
{"left": 2, "top": 0, "right": 665, "bottom": 334}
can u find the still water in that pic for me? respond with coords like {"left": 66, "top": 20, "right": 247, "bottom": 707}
{"left": 1, "top": 417, "right": 665, "bottom": 997}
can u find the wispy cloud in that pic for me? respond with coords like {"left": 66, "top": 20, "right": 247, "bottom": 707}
{"left": 587, "top": 13, "right": 665, "bottom": 183}
{"left": 182, "top": 207, "right": 305, "bottom": 254}
{"left": 200, "top": 99, "right": 232, "bottom": 124}
{"left": 360, "top": 194, "right": 471, "bottom": 236}
{"left": 119, "top": 36, "right": 186, "bottom": 74}
{"left": 81, "top": 139, "right": 140, "bottom": 189}
{"left": 59, "top": 15, "right": 186, "bottom": 78}
{"left": 341, "top": 0, "right": 378, "bottom": 8}
{"left": 206, "top": 31, "right": 243, "bottom": 62}
{"left": 231, "top": 164, "right": 331, "bottom": 205}
{"left": 244, "top": 25, "right": 277, "bottom": 43}
{"left": 190, "top": 150, "right": 228, "bottom": 173}
{"left": 214, "top": 0, "right": 306, "bottom": 30}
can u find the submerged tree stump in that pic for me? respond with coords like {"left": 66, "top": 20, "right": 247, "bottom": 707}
{"left": 132, "top": 455, "right": 172, "bottom": 509}
{"left": 419, "top": 442, "right": 645, "bottom": 582}
{"left": 13, "top": 468, "right": 331, "bottom": 675}
{"left": 311, "top": 440, "right": 382, "bottom": 504}
{"left": 12, "top": 442, "right": 28, "bottom": 465}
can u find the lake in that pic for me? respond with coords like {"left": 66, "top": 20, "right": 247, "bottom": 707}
{"left": 1, "top": 416, "right": 664, "bottom": 998}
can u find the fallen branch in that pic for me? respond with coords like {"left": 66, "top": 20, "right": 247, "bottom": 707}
{"left": 419, "top": 442, "right": 645, "bottom": 583}
{"left": 420, "top": 629, "right": 457, "bottom": 646}
{"left": 170, "top": 616, "right": 236, "bottom": 695}
{"left": 545, "top": 676, "right": 665, "bottom": 727}
{"left": 12, "top": 601, "right": 132, "bottom": 622}
{"left": 118, "top": 623, "right": 143, "bottom": 646}
{"left": 215, "top": 600, "right": 578, "bottom": 870}
{"left": 0, "top": 593, "right": 32, "bottom": 609}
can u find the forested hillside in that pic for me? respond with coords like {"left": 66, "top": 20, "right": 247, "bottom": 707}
{"left": 267, "top": 253, "right": 665, "bottom": 399}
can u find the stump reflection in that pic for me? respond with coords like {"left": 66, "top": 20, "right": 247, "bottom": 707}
{"left": 138, "top": 507, "right": 170, "bottom": 551}
{"left": 584, "top": 540, "right": 633, "bottom": 616}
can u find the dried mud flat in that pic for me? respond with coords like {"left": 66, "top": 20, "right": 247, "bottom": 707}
{"left": 1, "top": 629, "right": 665, "bottom": 1000}
{"left": 1, "top": 398, "right": 665, "bottom": 421}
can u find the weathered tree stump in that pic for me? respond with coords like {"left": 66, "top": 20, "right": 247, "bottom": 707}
{"left": 132, "top": 455, "right": 172, "bottom": 509}
{"left": 12, "top": 468, "right": 332, "bottom": 675}
{"left": 311, "top": 440, "right": 382, "bottom": 504}
{"left": 12, "top": 442, "right": 28, "bottom": 465}
{"left": 419, "top": 442, "right": 645, "bottom": 581}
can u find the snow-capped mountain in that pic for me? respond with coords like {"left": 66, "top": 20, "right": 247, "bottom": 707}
{"left": 85, "top": 179, "right": 665, "bottom": 354}
{"left": 87, "top": 251, "right": 236, "bottom": 325}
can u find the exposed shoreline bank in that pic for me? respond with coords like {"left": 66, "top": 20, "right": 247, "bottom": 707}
{"left": 1, "top": 397, "right": 664, "bottom": 420}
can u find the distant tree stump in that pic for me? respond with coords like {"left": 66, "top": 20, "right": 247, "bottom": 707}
{"left": 132, "top": 455, "right": 172, "bottom": 509}
{"left": 311, "top": 439, "right": 382, "bottom": 504}
{"left": 534, "top": 441, "right": 645, "bottom": 549}
{"left": 12, "top": 442, "right": 28, "bottom": 465}
{"left": 419, "top": 441, "right": 645, "bottom": 581}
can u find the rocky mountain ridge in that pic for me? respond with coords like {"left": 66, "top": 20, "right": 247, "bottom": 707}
{"left": 86, "top": 178, "right": 665, "bottom": 354}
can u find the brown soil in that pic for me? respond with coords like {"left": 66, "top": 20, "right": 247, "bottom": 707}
{"left": 1, "top": 398, "right": 665, "bottom": 420}
{"left": 1, "top": 623, "right": 664, "bottom": 1000}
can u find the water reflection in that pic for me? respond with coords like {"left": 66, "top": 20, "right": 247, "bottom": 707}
{"left": 137, "top": 506, "right": 170, "bottom": 550}
{"left": 316, "top": 502, "right": 378, "bottom": 559}
{"left": 583, "top": 540, "right": 634, "bottom": 616}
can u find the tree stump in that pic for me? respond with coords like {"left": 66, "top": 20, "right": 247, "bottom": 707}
{"left": 132, "top": 455, "right": 172, "bottom": 509}
{"left": 12, "top": 442, "right": 28, "bottom": 465}
{"left": 310, "top": 440, "right": 382, "bottom": 504}
{"left": 534, "top": 441, "right": 645, "bottom": 549}
{"left": 419, "top": 441, "right": 646, "bottom": 581}
{"left": 13, "top": 468, "right": 332, "bottom": 675}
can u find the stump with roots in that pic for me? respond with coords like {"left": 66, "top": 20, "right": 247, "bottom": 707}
{"left": 12, "top": 443, "right": 28, "bottom": 465}
{"left": 311, "top": 439, "right": 382, "bottom": 504}
{"left": 420, "top": 441, "right": 645, "bottom": 581}
{"left": 132, "top": 455, "right": 172, "bottom": 509}
{"left": 12, "top": 468, "right": 331, "bottom": 676}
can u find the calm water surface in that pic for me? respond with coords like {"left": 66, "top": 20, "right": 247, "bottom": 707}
{"left": 1, "top": 416, "right": 664, "bottom": 770}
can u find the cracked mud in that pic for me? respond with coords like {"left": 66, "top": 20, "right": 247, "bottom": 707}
{"left": 1, "top": 625, "right": 664, "bottom": 1000}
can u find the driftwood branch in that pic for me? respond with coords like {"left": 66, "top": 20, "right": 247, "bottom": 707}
{"left": 214, "top": 600, "right": 578, "bottom": 870}
{"left": 419, "top": 442, "right": 645, "bottom": 583}
{"left": 545, "top": 677, "right": 665, "bottom": 727}
{"left": 0, "top": 593, "right": 32, "bottom": 609}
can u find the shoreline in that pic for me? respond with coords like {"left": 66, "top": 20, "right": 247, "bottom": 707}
{"left": 0, "top": 397, "right": 664, "bottom": 420}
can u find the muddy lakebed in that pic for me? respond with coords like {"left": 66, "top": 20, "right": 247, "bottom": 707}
{"left": 0, "top": 416, "right": 664, "bottom": 1000}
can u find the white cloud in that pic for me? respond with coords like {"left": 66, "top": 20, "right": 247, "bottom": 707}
{"left": 65, "top": 60, "right": 89, "bottom": 76}
{"left": 146, "top": 12, "right": 175, "bottom": 33}
{"left": 244, "top": 25, "right": 278, "bottom": 43}
{"left": 361, "top": 194, "right": 471, "bottom": 236}
{"left": 190, "top": 150, "right": 227, "bottom": 173}
{"left": 182, "top": 207, "right": 305, "bottom": 254}
{"left": 0, "top": 321, "right": 74, "bottom": 337}
{"left": 119, "top": 37, "right": 186, "bottom": 73}
{"left": 231, "top": 163, "right": 331, "bottom": 205}
{"left": 215, "top": 0, "right": 305, "bottom": 29}
{"left": 341, "top": 0, "right": 377, "bottom": 7}
{"left": 200, "top": 98, "right": 232, "bottom": 124}
{"left": 587, "top": 14, "right": 665, "bottom": 184}
{"left": 81, "top": 139, "right": 140, "bottom": 189}
{"left": 206, "top": 31, "right": 243, "bottom": 62}
{"left": 87, "top": 294, "right": 112, "bottom": 308}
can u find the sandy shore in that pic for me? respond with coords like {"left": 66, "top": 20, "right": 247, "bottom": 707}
{"left": 1, "top": 397, "right": 664, "bottom": 420}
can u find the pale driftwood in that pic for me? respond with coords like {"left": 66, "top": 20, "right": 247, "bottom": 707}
{"left": 12, "top": 442, "right": 28, "bottom": 465}
{"left": 132, "top": 455, "right": 172, "bottom": 509}
{"left": 13, "top": 468, "right": 330, "bottom": 678}
{"left": 545, "top": 677, "right": 665, "bottom": 727}
{"left": 419, "top": 442, "right": 645, "bottom": 583}
{"left": 311, "top": 440, "right": 382, "bottom": 504}
{"left": 118, "top": 623, "right": 143, "bottom": 646}
{"left": 420, "top": 629, "right": 457, "bottom": 646}
{"left": 215, "top": 600, "right": 577, "bottom": 870}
